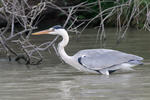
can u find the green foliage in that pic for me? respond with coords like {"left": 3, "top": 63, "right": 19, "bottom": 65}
{"left": 78, "top": 0, "right": 117, "bottom": 20}
{"left": 77, "top": 0, "right": 150, "bottom": 28}
{"left": 59, "top": 0, "right": 150, "bottom": 28}
{"left": 142, "top": 0, "right": 150, "bottom": 3}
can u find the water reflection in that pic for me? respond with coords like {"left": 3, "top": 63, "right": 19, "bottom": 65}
{"left": 0, "top": 29, "right": 150, "bottom": 100}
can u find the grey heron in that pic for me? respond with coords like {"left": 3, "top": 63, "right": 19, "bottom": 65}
{"left": 32, "top": 25, "right": 143, "bottom": 75}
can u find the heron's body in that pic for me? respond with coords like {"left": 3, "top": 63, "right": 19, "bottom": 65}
{"left": 32, "top": 25, "right": 143, "bottom": 75}
{"left": 72, "top": 49, "right": 143, "bottom": 74}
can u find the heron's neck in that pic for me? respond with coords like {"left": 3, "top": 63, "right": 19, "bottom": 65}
{"left": 58, "top": 32, "right": 71, "bottom": 63}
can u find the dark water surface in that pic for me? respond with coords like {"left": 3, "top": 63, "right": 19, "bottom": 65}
{"left": 0, "top": 28, "right": 150, "bottom": 100}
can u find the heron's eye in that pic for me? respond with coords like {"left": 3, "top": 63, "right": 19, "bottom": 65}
{"left": 82, "top": 55, "right": 86, "bottom": 58}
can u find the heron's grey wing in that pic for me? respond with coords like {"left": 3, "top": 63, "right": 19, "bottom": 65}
{"left": 75, "top": 49, "right": 143, "bottom": 70}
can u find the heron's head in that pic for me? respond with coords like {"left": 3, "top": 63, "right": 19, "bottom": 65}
{"left": 32, "top": 25, "right": 67, "bottom": 36}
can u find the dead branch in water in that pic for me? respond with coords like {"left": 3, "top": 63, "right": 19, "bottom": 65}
{"left": 0, "top": 0, "right": 46, "bottom": 64}
{"left": 0, "top": 0, "right": 88, "bottom": 64}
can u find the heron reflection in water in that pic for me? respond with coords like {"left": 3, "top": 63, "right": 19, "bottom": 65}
{"left": 32, "top": 25, "right": 143, "bottom": 75}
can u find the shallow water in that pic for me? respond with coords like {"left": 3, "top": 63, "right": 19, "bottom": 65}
{"left": 0, "top": 28, "right": 150, "bottom": 100}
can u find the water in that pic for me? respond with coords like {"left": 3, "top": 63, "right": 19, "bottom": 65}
{"left": 0, "top": 28, "right": 150, "bottom": 100}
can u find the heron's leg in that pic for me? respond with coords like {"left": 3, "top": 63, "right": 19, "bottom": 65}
{"left": 99, "top": 69, "right": 110, "bottom": 75}
{"left": 109, "top": 70, "right": 117, "bottom": 74}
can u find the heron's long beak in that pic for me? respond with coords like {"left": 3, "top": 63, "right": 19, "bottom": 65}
{"left": 32, "top": 30, "right": 50, "bottom": 35}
